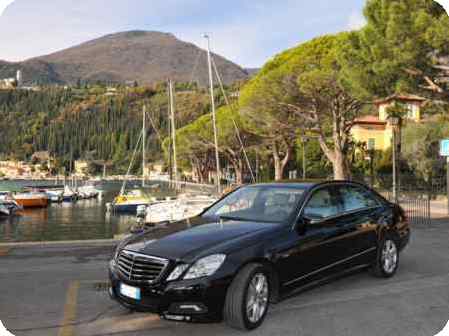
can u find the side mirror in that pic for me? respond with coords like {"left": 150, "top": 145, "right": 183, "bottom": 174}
{"left": 295, "top": 217, "right": 308, "bottom": 235}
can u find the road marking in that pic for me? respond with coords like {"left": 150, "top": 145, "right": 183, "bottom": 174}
{"left": 0, "top": 247, "right": 10, "bottom": 256}
{"left": 58, "top": 281, "right": 80, "bottom": 336}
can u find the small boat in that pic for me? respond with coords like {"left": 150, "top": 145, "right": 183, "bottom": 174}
{"left": 0, "top": 192, "right": 22, "bottom": 216}
{"left": 111, "top": 190, "right": 152, "bottom": 214}
{"left": 77, "top": 184, "right": 100, "bottom": 200}
{"left": 13, "top": 191, "right": 49, "bottom": 208}
{"left": 45, "top": 189, "right": 64, "bottom": 202}
{"left": 27, "top": 185, "right": 64, "bottom": 203}
{"left": 62, "top": 186, "right": 77, "bottom": 202}
{"left": 141, "top": 194, "right": 216, "bottom": 224}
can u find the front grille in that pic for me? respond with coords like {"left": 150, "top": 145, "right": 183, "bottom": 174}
{"left": 116, "top": 250, "right": 169, "bottom": 283}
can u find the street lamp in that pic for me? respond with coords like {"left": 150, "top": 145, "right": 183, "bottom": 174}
{"left": 388, "top": 116, "right": 402, "bottom": 203}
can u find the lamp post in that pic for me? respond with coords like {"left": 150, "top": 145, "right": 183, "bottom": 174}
{"left": 389, "top": 116, "right": 401, "bottom": 203}
{"left": 367, "top": 149, "right": 375, "bottom": 188}
{"left": 302, "top": 138, "right": 307, "bottom": 180}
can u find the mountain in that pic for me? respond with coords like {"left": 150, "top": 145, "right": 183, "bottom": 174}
{"left": 244, "top": 68, "right": 260, "bottom": 77}
{"left": 0, "top": 31, "right": 249, "bottom": 86}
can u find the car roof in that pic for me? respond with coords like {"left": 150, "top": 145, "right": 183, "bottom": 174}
{"left": 248, "top": 180, "right": 369, "bottom": 192}
{"left": 249, "top": 182, "right": 317, "bottom": 190}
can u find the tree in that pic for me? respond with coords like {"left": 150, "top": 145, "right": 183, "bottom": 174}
{"left": 341, "top": 0, "right": 449, "bottom": 100}
{"left": 241, "top": 34, "right": 363, "bottom": 180}
{"left": 240, "top": 53, "right": 304, "bottom": 180}
{"left": 402, "top": 118, "right": 449, "bottom": 181}
{"left": 168, "top": 105, "right": 257, "bottom": 184}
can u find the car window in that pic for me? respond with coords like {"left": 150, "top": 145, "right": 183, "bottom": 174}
{"left": 202, "top": 186, "right": 305, "bottom": 223}
{"left": 214, "top": 188, "right": 258, "bottom": 215}
{"left": 303, "top": 187, "right": 339, "bottom": 220}
{"left": 339, "top": 186, "right": 380, "bottom": 212}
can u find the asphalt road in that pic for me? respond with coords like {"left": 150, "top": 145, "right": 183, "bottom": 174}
{"left": 1, "top": 222, "right": 449, "bottom": 336}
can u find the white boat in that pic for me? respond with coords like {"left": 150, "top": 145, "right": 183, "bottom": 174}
{"left": 141, "top": 194, "right": 217, "bottom": 224}
{"left": 45, "top": 189, "right": 64, "bottom": 202}
{"left": 0, "top": 192, "right": 24, "bottom": 215}
{"left": 62, "top": 186, "right": 77, "bottom": 202}
{"left": 77, "top": 185, "right": 99, "bottom": 200}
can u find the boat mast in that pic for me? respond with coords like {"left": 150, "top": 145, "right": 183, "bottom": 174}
{"left": 169, "top": 80, "right": 178, "bottom": 190}
{"left": 204, "top": 34, "right": 221, "bottom": 193}
{"left": 142, "top": 105, "right": 146, "bottom": 187}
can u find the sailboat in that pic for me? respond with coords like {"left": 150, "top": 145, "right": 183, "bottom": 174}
{"left": 110, "top": 106, "right": 153, "bottom": 214}
{"left": 137, "top": 45, "right": 221, "bottom": 225}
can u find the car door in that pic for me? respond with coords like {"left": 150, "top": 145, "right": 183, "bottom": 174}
{"left": 276, "top": 185, "right": 348, "bottom": 290}
{"left": 331, "top": 184, "right": 382, "bottom": 266}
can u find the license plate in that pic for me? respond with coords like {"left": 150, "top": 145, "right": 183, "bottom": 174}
{"left": 120, "top": 283, "right": 141, "bottom": 300}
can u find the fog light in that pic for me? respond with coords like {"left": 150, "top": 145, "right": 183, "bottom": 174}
{"left": 179, "top": 304, "right": 201, "bottom": 312}
{"left": 162, "top": 314, "right": 191, "bottom": 321}
{"left": 168, "top": 303, "right": 207, "bottom": 315}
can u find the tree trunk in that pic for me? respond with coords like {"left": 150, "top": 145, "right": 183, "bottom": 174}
{"left": 272, "top": 140, "right": 293, "bottom": 181}
{"left": 332, "top": 151, "right": 351, "bottom": 180}
{"left": 274, "top": 157, "right": 283, "bottom": 181}
{"left": 233, "top": 161, "right": 243, "bottom": 185}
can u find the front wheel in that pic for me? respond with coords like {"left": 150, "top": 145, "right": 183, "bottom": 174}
{"left": 372, "top": 235, "right": 399, "bottom": 278}
{"left": 224, "top": 263, "right": 271, "bottom": 330}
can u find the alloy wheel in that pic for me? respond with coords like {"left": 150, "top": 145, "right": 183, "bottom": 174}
{"left": 382, "top": 239, "right": 398, "bottom": 274}
{"left": 246, "top": 273, "right": 269, "bottom": 323}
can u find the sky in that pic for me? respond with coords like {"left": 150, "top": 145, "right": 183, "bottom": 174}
{"left": 0, "top": 0, "right": 447, "bottom": 67}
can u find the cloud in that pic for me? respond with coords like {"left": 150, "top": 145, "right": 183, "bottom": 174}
{"left": 0, "top": 0, "right": 15, "bottom": 15}
{"left": 347, "top": 10, "right": 366, "bottom": 30}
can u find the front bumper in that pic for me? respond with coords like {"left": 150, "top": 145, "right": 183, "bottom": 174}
{"left": 109, "top": 262, "right": 232, "bottom": 322}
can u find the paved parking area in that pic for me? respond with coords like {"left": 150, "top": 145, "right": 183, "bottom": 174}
{"left": 1, "top": 222, "right": 449, "bottom": 336}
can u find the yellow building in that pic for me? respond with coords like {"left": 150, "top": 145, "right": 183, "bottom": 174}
{"left": 351, "top": 94, "right": 426, "bottom": 151}
{"left": 74, "top": 160, "right": 89, "bottom": 175}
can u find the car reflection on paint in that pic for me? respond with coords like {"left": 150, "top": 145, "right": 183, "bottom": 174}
{"left": 109, "top": 181, "right": 410, "bottom": 330}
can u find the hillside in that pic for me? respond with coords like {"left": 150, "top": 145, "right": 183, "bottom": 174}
{"left": 0, "top": 31, "right": 249, "bottom": 86}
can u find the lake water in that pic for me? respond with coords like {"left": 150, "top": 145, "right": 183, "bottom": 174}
{"left": 0, "top": 180, "right": 166, "bottom": 243}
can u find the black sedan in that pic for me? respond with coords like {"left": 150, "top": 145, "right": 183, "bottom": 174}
{"left": 109, "top": 181, "right": 410, "bottom": 330}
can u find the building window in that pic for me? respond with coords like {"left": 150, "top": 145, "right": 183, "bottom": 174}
{"left": 367, "top": 138, "right": 376, "bottom": 150}
{"left": 406, "top": 104, "right": 415, "bottom": 119}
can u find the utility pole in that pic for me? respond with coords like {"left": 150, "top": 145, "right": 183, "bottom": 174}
{"left": 167, "top": 81, "right": 173, "bottom": 189}
{"left": 142, "top": 105, "right": 146, "bottom": 188}
{"left": 302, "top": 138, "right": 307, "bottom": 180}
{"left": 392, "top": 128, "right": 397, "bottom": 202}
{"left": 169, "top": 80, "right": 178, "bottom": 190}
{"left": 447, "top": 156, "right": 449, "bottom": 215}
{"left": 255, "top": 151, "right": 259, "bottom": 183}
{"left": 205, "top": 34, "right": 221, "bottom": 193}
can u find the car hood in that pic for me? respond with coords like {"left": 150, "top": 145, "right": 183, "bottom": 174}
{"left": 122, "top": 216, "right": 281, "bottom": 261}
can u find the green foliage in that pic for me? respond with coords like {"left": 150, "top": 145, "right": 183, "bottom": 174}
{"left": 241, "top": 33, "right": 363, "bottom": 179}
{"left": 166, "top": 104, "right": 258, "bottom": 183}
{"left": 402, "top": 118, "right": 449, "bottom": 180}
{"left": 296, "top": 139, "right": 332, "bottom": 178}
{"left": 340, "top": 0, "right": 449, "bottom": 99}
{"left": 0, "top": 84, "right": 212, "bottom": 174}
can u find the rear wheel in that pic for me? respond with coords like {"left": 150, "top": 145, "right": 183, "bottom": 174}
{"left": 372, "top": 234, "right": 399, "bottom": 278}
{"left": 224, "top": 263, "right": 271, "bottom": 330}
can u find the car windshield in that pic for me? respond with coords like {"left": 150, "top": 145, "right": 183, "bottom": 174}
{"left": 202, "top": 185, "right": 305, "bottom": 223}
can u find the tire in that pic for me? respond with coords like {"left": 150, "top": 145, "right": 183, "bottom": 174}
{"left": 372, "top": 234, "right": 399, "bottom": 278}
{"left": 224, "top": 263, "right": 271, "bottom": 330}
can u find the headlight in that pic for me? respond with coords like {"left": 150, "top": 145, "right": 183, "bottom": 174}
{"left": 183, "top": 254, "right": 226, "bottom": 280}
{"left": 166, "top": 264, "right": 189, "bottom": 281}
